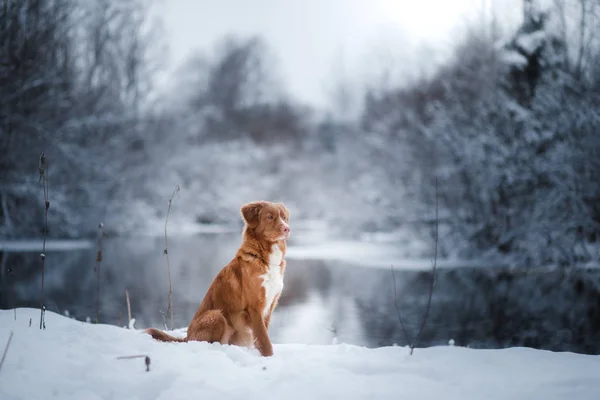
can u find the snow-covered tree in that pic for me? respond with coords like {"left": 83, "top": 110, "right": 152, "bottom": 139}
{"left": 0, "top": 0, "right": 161, "bottom": 238}
{"left": 359, "top": 5, "right": 600, "bottom": 266}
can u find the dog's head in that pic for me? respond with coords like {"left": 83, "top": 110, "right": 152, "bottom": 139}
{"left": 241, "top": 201, "right": 290, "bottom": 242}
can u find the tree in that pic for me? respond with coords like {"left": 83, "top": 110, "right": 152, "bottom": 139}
{"left": 358, "top": 6, "right": 600, "bottom": 266}
{"left": 0, "top": 0, "right": 162, "bottom": 238}
{"left": 176, "top": 35, "right": 305, "bottom": 144}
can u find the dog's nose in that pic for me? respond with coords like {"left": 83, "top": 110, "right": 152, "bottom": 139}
{"left": 282, "top": 225, "right": 290, "bottom": 233}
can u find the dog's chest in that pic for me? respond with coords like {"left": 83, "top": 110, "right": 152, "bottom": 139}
{"left": 260, "top": 245, "right": 284, "bottom": 317}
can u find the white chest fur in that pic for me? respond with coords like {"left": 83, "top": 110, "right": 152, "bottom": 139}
{"left": 260, "top": 244, "right": 285, "bottom": 317}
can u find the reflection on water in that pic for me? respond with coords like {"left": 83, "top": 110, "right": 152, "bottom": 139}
{"left": 1, "top": 234, "right": 599, "bottom": 355}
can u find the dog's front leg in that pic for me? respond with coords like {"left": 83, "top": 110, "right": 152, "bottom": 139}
{"left": 264, "top": 292, "right": 281, "bottom": 330}
{"left": 248, "top": 307, "right": 273, "bottom": 357}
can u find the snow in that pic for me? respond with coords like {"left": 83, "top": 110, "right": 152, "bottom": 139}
{"left": 515, "top": 30, "right": 546, "bottom": 55}
{"left": 2, "top": 308, "right": 600, "bottom": 400}
{"left": 500, "top": 49, "right": 529, "bottom": 68}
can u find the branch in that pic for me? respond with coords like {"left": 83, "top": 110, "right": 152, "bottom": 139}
{"left": 412, "top": 178, "right": 439, "bottom": 354}
{"left": 116, "top": 354, "right": 151, "bottom": 372}
{"left": 391, "top": 178, "right": 438, "bottom": 355}
{"left": 575, "top": 0, "right": 587, "bottom": 79}
{"left": 39, "top": 152, "right": 49, "bottom": 330}
{"left": 0, "top": 331, "right": 14, "bottom": 374}
{"left": 164, "top": 185, "right": 180, "bottom": 330}
{"left": 126, "top": 288, "right": 132, "bottom": 328}
{"left": 94, "top": 222, "right": 104, "bottom": 323}
{"left": 2, "top": 254, "right": 15, "bottom": 321}
{"left": 391, "top": 265, "right": 412, "bottom": 348}
{"left": 552, "top": 0, "right": 571, "bottom": 71}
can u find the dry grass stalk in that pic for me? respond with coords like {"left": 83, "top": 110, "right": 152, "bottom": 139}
{"left": 0, "top": 330, "right": 14, "bottom": 374}
{"left": 164, "top": 185, "right": 180, "bottom": 330}
{"left": 126, "top": 288, "right": 132, "bottom": 328}
{"left": 2, "top": 254, "right": 15, "bottom": 321}
{"left": 391, "top": 178, "right": 438, "bottom": 355}
{"left": 116, "top": 354, "right": 151, "bottom": 372}
{"left": 94, "top": 222, "right": 104, "bottom": 323}
{"left": 8, "top": 269, "right": 15, "bottom": 321}
{"left": 39, "top": 152, "right": 49, "bottom": 330}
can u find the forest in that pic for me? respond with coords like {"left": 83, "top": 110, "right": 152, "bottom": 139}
{"left": 1, "top": 0, "right": 599, "bottom": 268}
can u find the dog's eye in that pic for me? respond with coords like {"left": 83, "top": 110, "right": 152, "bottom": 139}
{"left": 267, "top": 215, "right": 273, "bottom": 220}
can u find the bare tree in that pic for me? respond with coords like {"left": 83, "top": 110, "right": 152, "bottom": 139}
{"left": 176, "top": 35, "right": 304, "bottom": 144}
{"left": 0, "top": 0, "right": 163, "bottom": 239}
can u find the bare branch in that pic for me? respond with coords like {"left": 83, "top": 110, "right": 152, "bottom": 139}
{"left": 116, "top": 354, "right": 151, "bottom": 372}
{"left": 575, "top": 0, "right": 588, "bottom": 79}
{"left": 94, "top": 222, "right": 104, "bottom": 323}
{"left": 412, "top": 178, "right": 439, "bottom": 354}
{"left": 2, "top": 253, "right": 16, "bottom": 321}
{"left": 552, "top": 0, "right": 571, "bottom": 70}
{"left": 126, "top": 288, "right": 132, "bottom": 328}
{"left": 39, "top": 152, "right": 49, "bottom": 330}
{"left": 391, "top": 264, "right": 413, "bottom": 347}
{"left": 0, "top": 331, "right": 14, "bottom": 374}
{"left": 391, "top": 178, "right": 438, "bottom": 355}
{"left": 164, "top": 185, "right": 180, "bottom": 330}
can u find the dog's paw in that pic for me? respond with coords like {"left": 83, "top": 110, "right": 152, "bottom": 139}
{"left": 259, "top": 342, "right": 274, "bottom": 357}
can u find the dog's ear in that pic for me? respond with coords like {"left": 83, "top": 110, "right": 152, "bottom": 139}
{"left": 277, "top": 203, "right": 290, "bottom": 221}
{"left": 241, "top": 201, "right": 264, "bottom": 228}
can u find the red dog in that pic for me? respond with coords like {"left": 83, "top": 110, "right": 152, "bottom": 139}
{"left": 145, "top": 200, "right": 290, "bottom": 357}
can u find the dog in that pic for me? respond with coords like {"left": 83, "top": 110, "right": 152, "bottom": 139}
{"left": 145, "top": 200, "right": 291, "bottom": 357}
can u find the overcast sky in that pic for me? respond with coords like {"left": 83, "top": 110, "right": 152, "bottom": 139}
{"left": 158, "top": 0, "right": 523, "bottom": 109}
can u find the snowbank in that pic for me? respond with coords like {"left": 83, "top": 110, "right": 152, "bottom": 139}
{"left": 1, "top": 309, "right": 599, "bottom": 400}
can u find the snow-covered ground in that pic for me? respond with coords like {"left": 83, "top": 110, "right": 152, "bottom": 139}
{"left": 1, "top": 308, "right": 599, "bottom": 400}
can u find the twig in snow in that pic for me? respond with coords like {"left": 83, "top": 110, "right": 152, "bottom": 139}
{"left": 126, "top": 289, "right": 132, "bottom": 328}
{"left": 164, "top": 185, "right": 180, "bottom": 330}
{"left": 94, "top": 222, "right": 104, "bottom": 323}
{"left": 159, "top": 309, "right": 168, "bottom": 330}
{"left": 2, "top": 254, "right": 15, "bottom": 321}
{"left": 7, "top": 266, "right": 15, "bottom": 321}
{"left": 412, "top": 178, "right": 439, "bottom": 352}
{"left": 0, "top": 331, "right": 14, "bottom": 374}
{"left": 116, "top": 354, "right": 146, "bottom": 359}
{"left": 39, "top": 152, "right": 49, "bottom": 330}
{"left": 116, "top": 355, "right": 151, "bottom": 372}
{"left": 391, "top": 178, "right": 438, "bottom": 355}
{"left": 391, "top": 265, "right": 413, "bottom": 350}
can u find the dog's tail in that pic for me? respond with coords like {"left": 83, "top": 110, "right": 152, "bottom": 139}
{"left": 145, "top": 328, "right": 187, "bottom": 343}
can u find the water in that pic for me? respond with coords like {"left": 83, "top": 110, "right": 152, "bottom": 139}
{"left": 1, "top": 233, "right": 600, "bottom": 355}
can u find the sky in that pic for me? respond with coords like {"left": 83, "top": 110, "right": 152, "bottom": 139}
{"left": 157, "top": 0, "right": 523, "bottom": 109}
